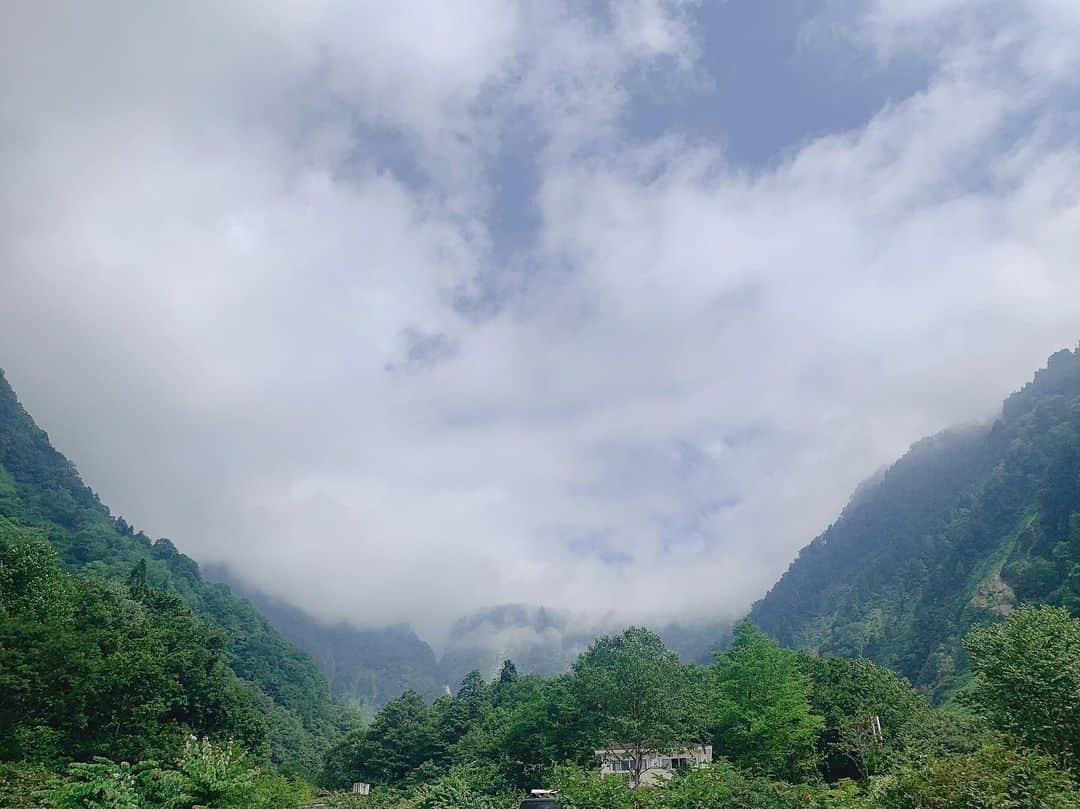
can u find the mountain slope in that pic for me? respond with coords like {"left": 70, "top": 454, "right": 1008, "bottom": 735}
{"left": 0, "top": 369, "right": 355, "bottom": 774}
{"left": 751, "top": 347, "right": 1080, "bottom": 697}
{"left": 205, "top": 566, "right": 445, "bottom": 716}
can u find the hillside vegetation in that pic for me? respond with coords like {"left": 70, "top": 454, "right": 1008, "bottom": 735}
{"left": 751, "top": 347, "right": 1080, "bottom": 698}
{"left": 0, "top": 370, "right": 355, "bottom": 776}
{"left": 208, "top": 572, "right": 446, "bottom": 714}
{"left": 312, "top": 616, "right": 1079, "bottom": 808}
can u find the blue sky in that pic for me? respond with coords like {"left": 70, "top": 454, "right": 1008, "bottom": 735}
{"left": 2, "top": 0, "right": 1079, "bottom": 641}
{"left": 626, "top": 2, "right": 931, "bottom": 164}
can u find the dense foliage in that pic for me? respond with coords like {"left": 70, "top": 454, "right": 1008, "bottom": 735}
{"left": 8, "top": 595, "right": 1076, "bottom": 806}
{"left": 35, "top": 737, "right": 312, "bottom": 809}
{"left": 751, "top": 347, "right": 1080, "bottom": 697}
{"left": 963, "top": 604, "right": 1080, "bottom": 770}
{"left": 318, "top": 615, "right": 1078, "bottom": 808}
{"left": 1, "top": 522, "right": 265, "bottom": 763}
{"left": 0, "top": 369, "right": 354, "bottom": 774}
{"left": 571, "top": 628, "right": 702, "bottom": 786}
{"left": 710, "top": 621, "right": 823, "bottom": 780}
{"left": 0, "top": 522, "right": 314, "bottom": 806}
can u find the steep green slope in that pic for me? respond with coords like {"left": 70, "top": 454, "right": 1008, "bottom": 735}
{"left": 0, "top": 369, "right": 355, "bottom": 774}
{"left": 206, "top": 565, "right": 445, "bottom": 716}
{"left": 751, "top": 347, "right": 1080, "bottom": 698}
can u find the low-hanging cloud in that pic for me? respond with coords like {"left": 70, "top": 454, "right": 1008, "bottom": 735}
{"left": 1, "top": 0, "right": 1078, "bottom": 642}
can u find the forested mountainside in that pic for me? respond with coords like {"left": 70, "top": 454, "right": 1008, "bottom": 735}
{"left": 751, "top": 347, "right": 1080, "bottom": 698}
{"left": 0, "top": 370, "right": 355, "bottom": 775}
{"left": 205, "top": 566, "right": 446, "bottom": 713}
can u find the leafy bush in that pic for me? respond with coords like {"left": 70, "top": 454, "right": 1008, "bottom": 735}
{"left": 0, "top": 519, "right": 71, "bottom": 623}
{"left": 881, "top": 743, "right": 1079, "bottom": 809}
{"left": 45, "top": 759, "right": 153, "bottom": 809}
{"left": 410, "top": 765, "right": 520, "bottom": 809}
{"left": 40, "top": 738, "right": 301, "bottom": 809}
{"left": 548, "top": 763, "right": 641, "bottom": 809}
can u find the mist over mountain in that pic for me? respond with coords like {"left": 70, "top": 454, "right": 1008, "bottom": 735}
{"left": 440, "top": 604, "right": 732, "bottom": 688}
{"left": 5, "top": 345, "right": 1078, "bottom": 721}
{"left": 4, "top": 1, "right": 1080, "bottom": 804}
{"left": 200, "top": 346, "right": 1080, "bottom": 710}
{"left": 205, "top": 564, "right": 445, "bottom": 713}
{"left": 5, "top": 348, "right": 1078, "bottom": 807}
{"left": 752, "top": 346, "right": 1080, "bottom": 698}
{"left": 0, "top": 369, "right": 354, "bottom": 775}
{"left": 6, "top": 0, "right": 1080, "bottom": 639}
{"left": 209, "top": 568, "right": 732, "bottom": 713}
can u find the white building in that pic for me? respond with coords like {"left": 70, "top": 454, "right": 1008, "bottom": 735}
{"left": 595, "top": 745, "right": 712, "bottom": 787}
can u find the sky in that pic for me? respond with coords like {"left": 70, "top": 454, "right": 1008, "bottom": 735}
{"left": 2, "top": 0, "right": 1079, "bottom": 643}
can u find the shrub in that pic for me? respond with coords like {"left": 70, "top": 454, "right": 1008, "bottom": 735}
{"left": 881, "top": 743, "right": 1079, "bottom": 809}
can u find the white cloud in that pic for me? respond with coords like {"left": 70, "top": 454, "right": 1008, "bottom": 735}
{"left": 857, "top": 0, "right": 1080, "bottom": 84}
{"left": 1, "top": 0, "right": 1078, "bottom": 642}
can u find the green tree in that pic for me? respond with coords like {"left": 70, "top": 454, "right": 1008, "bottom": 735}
{"left": 457, "top": 671, "right": 492, "bottom": 722}
{"left": 0, "top": 519, "right": 70, "bottom": 622}
{"left": 498, "top": 660, "right": 519, "bottom": 687}
{"left": 963, "top": 605, "right": 1080, "bottom": 770}
{"left": 799, "top": 655, "right": 933, "bottom": 779}
{"left": 126, "top": 558, "right": 151, "bottom": 603}
{"left": 710, "top": 621, "right": 824, "bottom": 779}
{"left": 458, "top": 674, "right": 589, "bottom": 789}
{"left": 572, "top": 627, "right": 702, "bottom": 787}
{"left": 322, "top": 691, "right": 437, "bottom": 788}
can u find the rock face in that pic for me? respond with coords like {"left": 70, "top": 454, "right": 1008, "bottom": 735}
{"left": 969, "top": 572, "right": 1016, "bottom": 617}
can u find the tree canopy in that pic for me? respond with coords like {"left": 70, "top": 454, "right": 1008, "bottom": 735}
{"left": 964, "top": 604, "right": 1080, "bottom": 770}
